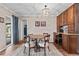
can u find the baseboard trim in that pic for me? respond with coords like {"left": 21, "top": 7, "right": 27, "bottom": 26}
{"left": 0, "top": 44, "right": 12, "bottom": 52}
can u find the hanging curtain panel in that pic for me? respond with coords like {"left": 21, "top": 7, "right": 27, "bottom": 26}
{"left": 12, "top": 15, "right": 19, "bottom": 44}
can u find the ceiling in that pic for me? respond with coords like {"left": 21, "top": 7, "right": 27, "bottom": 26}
{"left": 2, "top": 3, "right": 73, "bottom": 16}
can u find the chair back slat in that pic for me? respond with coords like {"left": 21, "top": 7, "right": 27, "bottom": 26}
{"left": 43, "top": 33, "right": 48, "bottom": 36}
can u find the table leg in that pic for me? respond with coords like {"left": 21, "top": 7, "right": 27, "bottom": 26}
{"left": 34, "top": 39, "right": 37, "bottom": 52}
{"left": 28, "top": 36, "right": 30, "bottom": 56}
{"left": 23, "top": 46, "right": 26, "bottom": 54}
{"left": 29, "top": 47, "right": 30, "bottom": 56}
{"left": 44, "top": 42, "right": 46, "bottom": 56}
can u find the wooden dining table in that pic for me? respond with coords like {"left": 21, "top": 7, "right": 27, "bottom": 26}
{"left": 29, "top": 34, "right": 45, "bottom": 39}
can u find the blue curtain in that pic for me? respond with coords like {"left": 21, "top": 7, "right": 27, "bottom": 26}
{"left": 12, "top": 15, "right": 19, "bottom": 44}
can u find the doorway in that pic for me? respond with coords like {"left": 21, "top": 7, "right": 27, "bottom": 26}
{"left": 24, "top": 25, "right": 27, "bottom": 38}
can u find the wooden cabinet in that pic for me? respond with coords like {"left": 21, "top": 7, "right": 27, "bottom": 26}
{"left": 68, "top": 24, "right": 75, "bottom": 33}
{"left": 62, "top": 34, "right": 77, "bottom": 53}
{"left": 67, "top": 5, "right": 75, "bottom": 33}
{"left": 57, "top": 4, "right": 75, "bottom": 33}
{"left": 57, "top": 16, "right": 60, "bottom": 32}
{"left": 63, "top": 10, "right": 68, "bottom": 25}
{"left": 62, "top": 34, "right": 69, "bottom": 51}
{"left": 57, "top": 13, "right": 63, "bottom": 29}
{"left": 60, "top": 13, "right": 63, "bottom": 26}
{"left": 56, "top": 4, "right": 79, "bottom": 53}
{"left": 67, "top": 5, "right": 75, "bottom": 25}
{"left": 69, "top": 35, "right": 77, "bottom": 53}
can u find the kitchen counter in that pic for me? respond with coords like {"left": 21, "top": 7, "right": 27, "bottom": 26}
{"left": 57, "top": 32, "right": 79, "bottom": 35}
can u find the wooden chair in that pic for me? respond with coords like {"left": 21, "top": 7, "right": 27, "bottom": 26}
{"left": 44, "top": 34, "right": 50, "bottom": 51}
{"left": 39, "top": 33, "right": 50, "bottom": 51}
{"left": 23, "top": 35, "right": 35, "bottom": 56}
{"left": 38, "top": 37, "right": 46, "bottom": 56}
{"left": 38, "top": 33, "right": 48, "bottom": 48}
{"left": 43, "top": 33, "right": 50, "bottom": 48}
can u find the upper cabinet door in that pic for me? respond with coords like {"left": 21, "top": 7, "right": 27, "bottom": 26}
{"left": 63, "top": 10, "right": 68, "bottom": 25}
{"left": 57, "top": 16, "right": 59, "bottom": 32}
{"left": 67, "top": 5, "right": 75, "bottom": 33}
{"left": 59, "top": 13, "right": 63, "bottom": 26}
{"left": 67, "top": 5, "right": 75, "bottom": 25}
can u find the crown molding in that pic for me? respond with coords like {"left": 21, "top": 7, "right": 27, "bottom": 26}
{"left": 0, "top": 4, "right": 19, "bottom": 16}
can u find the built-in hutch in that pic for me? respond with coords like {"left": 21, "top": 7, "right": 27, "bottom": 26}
{"left": 54, "top": 3, "right": 79, "bottom": 53}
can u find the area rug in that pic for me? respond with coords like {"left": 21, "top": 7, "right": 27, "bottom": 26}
{"left": 8, "top": 44, "right": 63, "bottom": 56}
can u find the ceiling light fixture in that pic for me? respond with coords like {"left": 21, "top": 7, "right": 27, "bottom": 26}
{"left": 42, "top": 5, "right": 50, "bottom": 16}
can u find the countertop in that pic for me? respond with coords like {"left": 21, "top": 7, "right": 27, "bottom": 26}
{"left": 57, "top": 32, "right": 79, "bottom": 35}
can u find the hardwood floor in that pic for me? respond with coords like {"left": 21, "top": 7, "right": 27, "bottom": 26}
{"left": 0, "top": 42, "right": 78, "bottom": 56}
{"left": 0, "top": 43, "right": 23, "bottom": 56}
{"left": 0, "top": 43, "right": 63, "bottom": 56}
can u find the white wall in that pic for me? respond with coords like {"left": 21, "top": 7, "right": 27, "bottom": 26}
{"left": 18, "top": 19, "right": 24, "bottom": 40}
{"left": 19, "top": 17, "right": 27, "bottom": 40}
{"left": 27, "top": 15, "right": 57, "bottom": 42}
{"left": 0, "top": 4, "right": 16, "bottom": 50}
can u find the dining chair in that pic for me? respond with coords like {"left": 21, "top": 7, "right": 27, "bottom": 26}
{"left": 43, "top": 33, "right": 50, "bottom": 50}
{"left": 23, "top": 35, "right": 35, "bottom": 56}
{"left": 44, "top": 34, "right": 50, "bottom": 51}
{"left": 39, "top": 35, "right": 50, "bottom": 51}
{"left": 38, "top": 38, "right": 46, "bottom": 56}
{"left": 38, "top": 33, "right": 48, "bottom": 44}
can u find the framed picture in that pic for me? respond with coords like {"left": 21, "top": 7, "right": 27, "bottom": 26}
{"left": 35, "top": 21, "right": 40, "bottom": 27}
{"left": 0, "top": 17, "right": 4, "bottom": 23}
{"left": 41, "top": 21, "right": 46, "bottom": 27}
